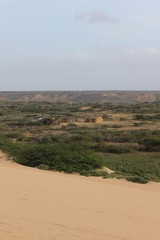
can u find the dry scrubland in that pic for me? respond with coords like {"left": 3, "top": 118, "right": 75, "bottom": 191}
{"left": 0, "top": 101, "right": 160, "bottom": 183}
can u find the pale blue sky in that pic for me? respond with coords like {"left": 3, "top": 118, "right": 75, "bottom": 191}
{"left": 0, "top": 0, "right": 160, "bottom": 90}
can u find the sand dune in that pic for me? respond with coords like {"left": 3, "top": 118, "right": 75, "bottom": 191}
{"left": 0, "top": 152, "right": 160, "bottom": 240}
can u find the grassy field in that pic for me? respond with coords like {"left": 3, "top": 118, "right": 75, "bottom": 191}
{"left": 0, "top": 101, "right": 160, "bottom": 183}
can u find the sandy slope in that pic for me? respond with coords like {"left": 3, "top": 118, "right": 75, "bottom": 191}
{"left": 0, "top": 152, "right": 160, "bottom": 240}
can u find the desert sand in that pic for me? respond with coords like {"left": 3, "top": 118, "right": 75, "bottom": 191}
{"left": 0, "top": 151, "right": 160, "bottom": 240}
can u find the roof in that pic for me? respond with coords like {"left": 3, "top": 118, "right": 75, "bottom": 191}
{"left": 84, "top": 115, "right": 102, "bottom": 119}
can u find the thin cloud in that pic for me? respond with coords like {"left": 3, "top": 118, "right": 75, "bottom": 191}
{"left": 75, "top": 10, "right": 119, "bottom": 24}
{"left": 57, "top": 52, "right": 89, "bottom": 63}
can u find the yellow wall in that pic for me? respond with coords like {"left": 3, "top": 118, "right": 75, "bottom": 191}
{"left": 84, "top": 116, "right": 103, "bottom": 123}
{"left": 96, "top": 116, "right": 103, "bottom": 123}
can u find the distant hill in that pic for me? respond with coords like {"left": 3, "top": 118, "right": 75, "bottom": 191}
{"left": 0, "top": 91, "right": 159, "bottom": 103}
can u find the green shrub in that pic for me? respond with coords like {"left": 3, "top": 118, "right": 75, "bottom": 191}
{"left": 134, "top": 114, "right": 160, "bottom": 121}
{"left": 126, "top": 175, "right": 149, "bottom": 184}
{"left": 37, "top": 164, "right": 50, "bottom": 170}
{"left": 120, "top": 117, "right": 126, "bottom": 121}
{"left": 94, "top": 144, "right": 131, "bottom": 154}
{"left": 80, "top": 170, "right": 109, "bottom": 178}
{"left": 111, "top": 124, "right": 122, "bottom": 128}
{"left": 139, "top": 137, "right": 160, "bottom": 152}
{"left": 133, "top": 122, "right": 144, "bottom": 127}
{"left": 15, "top": 143, "right": 103, "bottom": 173}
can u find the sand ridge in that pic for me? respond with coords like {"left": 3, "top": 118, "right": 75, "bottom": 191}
{"left": 0, "top": 151, "right": 160, "bottom": 240}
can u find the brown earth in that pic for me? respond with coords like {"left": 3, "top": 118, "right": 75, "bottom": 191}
{"left": 0, "top": 91, "right": 160, "bottom": 103}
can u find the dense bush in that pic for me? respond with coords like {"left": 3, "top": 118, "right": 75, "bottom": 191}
{"left": 126, "top": 175, "right": 149, "bottom": 184}
{"left": 94, "top": 144, "right": 131, "bottom": 154}
{"left": 80, "top": 170, "right": 109, "bottom": 178}
{"left": 0, "top": 135, "right": 103, "bottom": 174}
{"left": 139, "top": 137, "right": 160, "bottom": 152}
{"left": 134, "top": 114, "right": 160, "bottom": 121}
{"left": 13, "top": 143, "right": 103, "bottom": 173}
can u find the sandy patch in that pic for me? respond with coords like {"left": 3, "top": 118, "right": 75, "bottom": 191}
{"left": 97, "top": 166, "right": 115, "bottom": 174}
{"left": 0, "top": 151, "right": 160, "bottom": 240}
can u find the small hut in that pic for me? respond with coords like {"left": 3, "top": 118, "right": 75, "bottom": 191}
{"left": 84, "top": 115, "right": 103, "bottom": 123}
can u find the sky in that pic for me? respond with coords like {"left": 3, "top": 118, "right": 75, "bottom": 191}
{"left": 0, "top": 0, "right": 160, "bottom": 91}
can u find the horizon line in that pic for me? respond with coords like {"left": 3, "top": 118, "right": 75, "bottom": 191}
{"left": 0, "top": 90, "right": 160, "bottom": 92}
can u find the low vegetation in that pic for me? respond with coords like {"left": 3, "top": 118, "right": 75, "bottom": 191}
{"left": 0, "top": 101, "right": 160, "bottom": 183}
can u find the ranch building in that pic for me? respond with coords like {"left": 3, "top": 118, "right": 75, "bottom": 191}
{"left": 84, "top": 115, "right": 103, "bottom": 123}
